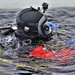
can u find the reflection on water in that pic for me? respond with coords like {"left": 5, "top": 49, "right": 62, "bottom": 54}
{"left": 0, "top": 7, "right": 75, "bottom": 75}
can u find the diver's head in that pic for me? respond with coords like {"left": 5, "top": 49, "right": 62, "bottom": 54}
{"left": 16, "top": 6, "right": 56, "bottom": 41}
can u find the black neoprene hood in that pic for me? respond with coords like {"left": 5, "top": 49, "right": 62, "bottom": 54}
{"left": 16, "top": 7, "right": 43, "bottom": 29}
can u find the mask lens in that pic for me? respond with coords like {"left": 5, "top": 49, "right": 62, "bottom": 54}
{"left": 43, "top": 23, "right": 52, "bottom": 35}
{"left": 44, "top": 25, "right": 49, "bottom": 31}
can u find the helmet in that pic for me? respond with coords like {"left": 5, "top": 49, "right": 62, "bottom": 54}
{"left": 16, "top": 7, "right": 52, "bottom": 41}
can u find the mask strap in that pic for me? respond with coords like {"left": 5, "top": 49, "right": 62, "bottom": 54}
{"left": 38, "top": 16, "right": 47, "bottom": 35}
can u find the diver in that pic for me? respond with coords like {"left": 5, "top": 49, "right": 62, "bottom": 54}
{"left": 15, "top": 2, "right": 57, "bottom": 44}
{"left": 0, "top": 2, "right": 57, "bottom": 57}
{"left": 15, "top": 2, "right": 57, "bottom": 55}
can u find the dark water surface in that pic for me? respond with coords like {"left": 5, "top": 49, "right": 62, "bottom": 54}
{"left": 0, "top": 7, "right": 75, "bottom": 75}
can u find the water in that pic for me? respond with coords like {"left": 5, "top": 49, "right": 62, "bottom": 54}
{"left": 0, "top": 7, "right": 75, "bottom": 75}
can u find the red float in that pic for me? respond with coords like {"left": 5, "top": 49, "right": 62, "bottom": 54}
{"left": 30, "top": 46, "right": 57, "bottom": 60}
{"left": 30, "top": 46, "right": 75, "bottom": 63}
{"left": 59, "top": 49, "right": 75, "bottom": 63}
